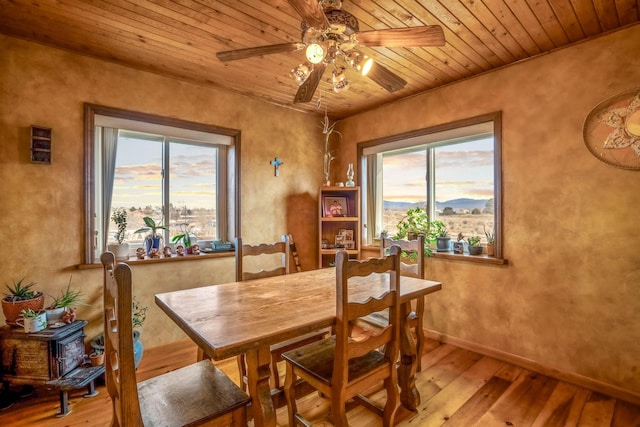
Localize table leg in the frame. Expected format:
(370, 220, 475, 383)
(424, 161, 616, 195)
(245, 345, 277, 427)
(397, 301, 420, 411)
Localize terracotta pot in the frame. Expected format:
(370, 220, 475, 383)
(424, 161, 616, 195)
(89, 352, 104, 366)
(2, 293, 45, 326)
(486, 243, 495, 257)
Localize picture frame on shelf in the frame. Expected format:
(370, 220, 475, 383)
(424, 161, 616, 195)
(335, 234, 346, 247)
(343, 240, 355, 250)
(323, 196, 348, 217)
(338, 229, 354, 240)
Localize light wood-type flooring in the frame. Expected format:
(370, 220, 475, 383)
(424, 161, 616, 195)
(0, 337, 638, 426)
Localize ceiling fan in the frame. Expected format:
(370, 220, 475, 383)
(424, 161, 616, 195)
(216, 0, 445, 104)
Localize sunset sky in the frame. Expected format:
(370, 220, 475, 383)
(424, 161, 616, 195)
(382, 137, 494, 203)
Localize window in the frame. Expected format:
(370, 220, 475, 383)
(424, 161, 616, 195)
(358, 112, 502, 258)
(84, 105, 240, 264)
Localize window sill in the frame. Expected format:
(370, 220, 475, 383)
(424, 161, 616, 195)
(77, 250, 234, 270)
(361, 245, 508, 265)
(433, 251, 508, 265)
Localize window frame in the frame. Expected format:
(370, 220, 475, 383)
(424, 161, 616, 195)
(357, 112, 503, 260)
(83, 104, 241, 264)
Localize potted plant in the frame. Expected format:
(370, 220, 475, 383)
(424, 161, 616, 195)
(134, 216, 169, 255)
(2, 278, 44, 326)
(435, 224, 451, 252)
(107, 208, 130, 260)
(88, 348, 104, 366)
(90, 296, 148, 368)
(467, 236, 483, 255)
(484, 226, 495, 257)
(45, 276, 86, 324)
(172, 223, 197, 255)
(16, 308, 47, 333)
(393, 207, 443, 255)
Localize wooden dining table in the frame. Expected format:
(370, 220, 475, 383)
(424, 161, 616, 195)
(155, 267, 442, 427)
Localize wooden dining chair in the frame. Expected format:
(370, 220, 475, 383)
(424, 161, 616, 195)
(100, 252, 250, 427)
(235, 235, 328, 391)
(357, 233, 426, 371)
(282, 246, 402, 427)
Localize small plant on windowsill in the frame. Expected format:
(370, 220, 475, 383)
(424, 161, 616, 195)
(436, 224, 451, 252)
(467, 236, 483, 255)
(484, 225, 495, 257)
(393, 207, 443, 256)
(134, 216, 169, 255)
(108, 208, 130, 260)
(172, 223, 198, 255)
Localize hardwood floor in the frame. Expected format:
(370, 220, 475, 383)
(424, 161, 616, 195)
(0, 337, 638, 426)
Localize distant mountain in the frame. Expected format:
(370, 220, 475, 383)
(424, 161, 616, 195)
(384, 198, 489, 211)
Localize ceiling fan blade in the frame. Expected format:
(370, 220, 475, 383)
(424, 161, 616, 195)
(294, 63, 326, 103)
(287, 0, 330, 30)
(217, 43, 304, 62)
(357, 26, 445, 47)
(366, 62, 407, 93)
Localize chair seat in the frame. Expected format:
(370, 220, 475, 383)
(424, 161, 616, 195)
(138, 360, 250, 427)
(282, 337, 389, 384)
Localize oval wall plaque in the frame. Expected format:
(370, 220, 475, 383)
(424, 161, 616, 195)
(583, 88, 640, 170)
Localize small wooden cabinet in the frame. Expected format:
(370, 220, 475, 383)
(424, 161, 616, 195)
(30, 125, 52, 164)
(318, 186, 361, 268)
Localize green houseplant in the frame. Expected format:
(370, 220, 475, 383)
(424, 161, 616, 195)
(17, 308, 47, 333)
(107, 208, 130, 260)
(2, 278, 44, 326)
(171, 223, 197, 254)
(134, 216, 169, 255)
(46, 277, 86, 324)
(467, 235, 483, 255)
(484, 226, 495, 257)
(393, 207, 444, 255)
(90, 296, 148, 368)
(436, 225, 451, 252)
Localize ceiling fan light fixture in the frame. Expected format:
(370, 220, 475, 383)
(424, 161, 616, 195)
(290, 63, 313, 85)
(345, 50, 373, 75)
(332, 67, 349, 93)
(305, 43, 325, 64)
(361, 56, 373, 76)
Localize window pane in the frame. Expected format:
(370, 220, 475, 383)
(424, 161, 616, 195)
(434, 138, 494, 243)
(109, 134, 163, 245)
(382, 148, 427, 237)
(169, 142, 217, 242)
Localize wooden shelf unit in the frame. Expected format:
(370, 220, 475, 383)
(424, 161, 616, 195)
(30, 125, 52, 164)
(318, 186, 361, 268)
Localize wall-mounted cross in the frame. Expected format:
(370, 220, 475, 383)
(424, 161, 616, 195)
(270, 156, 284, 177)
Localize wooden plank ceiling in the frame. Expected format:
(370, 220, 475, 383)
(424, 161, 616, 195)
(1, 0, 638, 119)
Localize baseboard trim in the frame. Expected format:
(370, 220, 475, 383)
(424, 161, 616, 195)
(423, 328, 640, 406)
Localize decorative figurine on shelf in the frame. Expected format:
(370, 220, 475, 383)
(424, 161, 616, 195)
(345, 163, 355, 187)
(136, 247, 146, 260)
(163, 246, 172, 258)
(176, 245, 185, 256)
(149, 248, 160, 258)
(191, 244, 201, 255)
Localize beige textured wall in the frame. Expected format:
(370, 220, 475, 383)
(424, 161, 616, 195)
(337, 25, 640, 393)
(0, 35, 323, 347)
